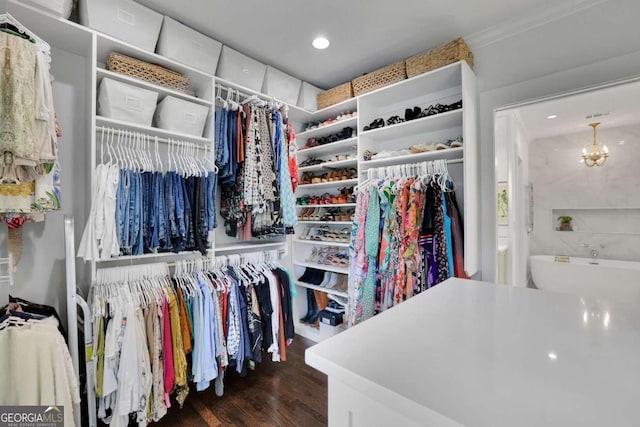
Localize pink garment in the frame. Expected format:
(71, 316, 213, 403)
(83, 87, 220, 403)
(162, 299, 174, 407)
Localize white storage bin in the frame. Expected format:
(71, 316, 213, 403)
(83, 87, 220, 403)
(97, 78, 158, 126)
(21, 0, 74, 18)
(216, 46, 267, 92)
(79, 0, 163, 52)
(262, 66, 301, 106)
(156, 17, 222, 75)
(154, 96, 209, 137)
(298, 82, 322, 111)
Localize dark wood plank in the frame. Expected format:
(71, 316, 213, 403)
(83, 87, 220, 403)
(155, 335, 328, 427)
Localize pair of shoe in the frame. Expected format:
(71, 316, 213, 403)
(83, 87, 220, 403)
(302, 289, 329, 327)
(299, 157, 325, 167)
(370, 149, 411, 160)
(405, 106, 422, 121)
(363, 118, 385, 131)
(436, 136, 464, 150)
(300, 288, 320, 324)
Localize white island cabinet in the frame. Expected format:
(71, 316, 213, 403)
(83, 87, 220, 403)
(305, 278, 640, 427)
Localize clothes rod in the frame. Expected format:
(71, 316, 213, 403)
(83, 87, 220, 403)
(97, 126, 212, 148)
(216, 83, 287, 108)
(361, 157, 464, 172)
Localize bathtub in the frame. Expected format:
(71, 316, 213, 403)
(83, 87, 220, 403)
(530, 255, 640, 305)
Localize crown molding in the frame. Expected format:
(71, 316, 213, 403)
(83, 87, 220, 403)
(465, 0, 611, 49)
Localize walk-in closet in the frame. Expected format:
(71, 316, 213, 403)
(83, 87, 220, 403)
(3, 0, 638, 426)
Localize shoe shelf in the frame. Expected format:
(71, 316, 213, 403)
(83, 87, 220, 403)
(359, 109, 462, 142)
(297, 178, 358, 191)
(357, 62, 462, 113)
(294, 239, 350, 248)
(311, 98, 358, 122)
(293, 262, 349, 275)
(297, 116, 357, 140)
(297, 220, 353, 225)
(298, 158, 358, 173)
(296, 203, 356, 209)
(360, 147, 464, 170)
(297, 137, 358, 157)
(294, 99, 358, 342)
(295, 281, 348, 298)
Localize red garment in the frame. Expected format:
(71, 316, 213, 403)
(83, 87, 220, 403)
(287, 123, 299, 192)
(162, 299, 175, 407)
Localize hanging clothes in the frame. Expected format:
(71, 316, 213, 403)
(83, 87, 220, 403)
(90, 255, 295, 425)
(0, 32, 61, 214)
(0, 303, 80, 427)
(348, 162, 467, 326)
(0, 22, 61, 268)
(79, 168, 216, 260)
(216, 102, 297, 240)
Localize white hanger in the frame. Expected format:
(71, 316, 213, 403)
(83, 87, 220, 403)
(188, 142, 199, 177)
(0, 13, 51, 60)
(108, 128, 117, 166)
(166, 138, 173, 172)
(216, 85, 228, 109)
(114, 129, 124, 168)
(130, 132, 140, 170)
(154, 136, 162, 172)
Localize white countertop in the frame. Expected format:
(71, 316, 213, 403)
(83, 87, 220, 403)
(305, 278, 640, 427)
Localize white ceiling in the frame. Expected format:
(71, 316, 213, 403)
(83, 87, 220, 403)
(136, 0, 581, 89)
(513, 79, 640, 140)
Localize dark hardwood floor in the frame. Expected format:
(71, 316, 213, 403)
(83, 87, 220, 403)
(155, 335, 327, 427)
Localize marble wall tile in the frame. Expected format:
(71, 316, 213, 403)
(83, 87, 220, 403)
(529, 124, 640, 262)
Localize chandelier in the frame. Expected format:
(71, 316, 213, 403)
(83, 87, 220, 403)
(581, 122, 609, 167)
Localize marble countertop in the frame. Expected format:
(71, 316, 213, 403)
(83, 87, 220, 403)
(305, 278, 640, 427)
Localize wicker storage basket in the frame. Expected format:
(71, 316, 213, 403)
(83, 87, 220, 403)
(406, 38, 473, 78)
(352, 60, 407, 97)
(106, 52, 190, 94)
(317, 82, 353, 110)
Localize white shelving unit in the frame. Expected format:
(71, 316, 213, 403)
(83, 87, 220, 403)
(296, 137, 358, 157)
(357, 61, 478, 277)
(297, 116, 358, 140)
(298, 158, 358, 173)
(88, 25, 315, 277)
(297, 178, 358, 191)
(295, 281, 348, 298)
(96, 68, 213, 106)
(292, 100, 359, 343)
(293, 262, 349, 275)
(292, 62, 479, 343)
(95, 116, 212, 144)
(294, 239, 350, 248)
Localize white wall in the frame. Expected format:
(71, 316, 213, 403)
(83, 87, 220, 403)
(469, 0, 640, 282)
(529, 124, 640, 263)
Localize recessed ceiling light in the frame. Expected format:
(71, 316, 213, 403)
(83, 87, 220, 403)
(547, 115, 557, 119)
(312, 37, 330, 50)
(548, 352, 558, 360)
(619, 140, 625, 145)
